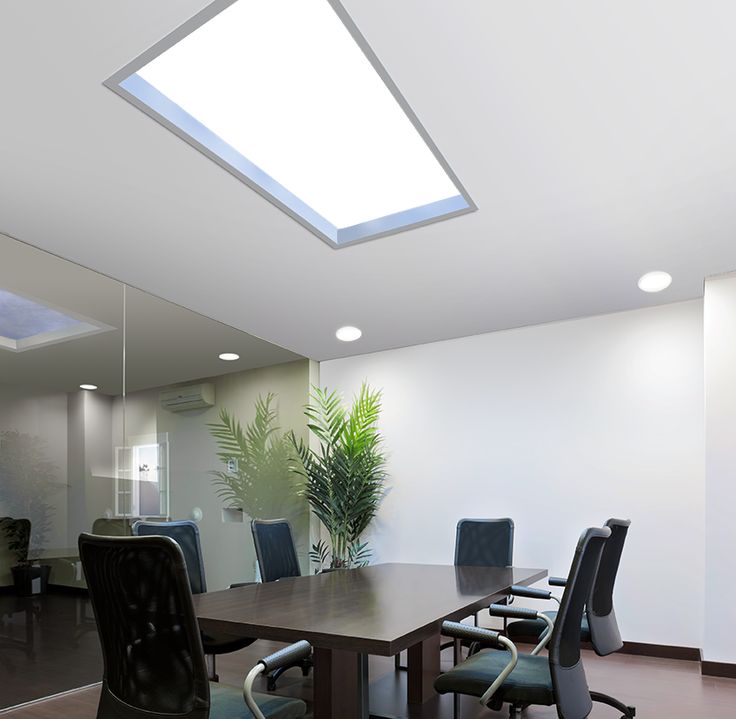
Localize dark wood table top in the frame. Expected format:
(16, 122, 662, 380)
(193, 563, 546, 655)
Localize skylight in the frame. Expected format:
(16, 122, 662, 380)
(0, 289, 113, 352)
(106, 0, 474, 247)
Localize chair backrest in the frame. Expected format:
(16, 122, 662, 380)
(548, 526, 611, 719)
(588, 518, 631, 656)
(92, 517, 136, 537)
(0, 517, 31, 584)
(78, 533, 210, 719)
(0, 517, 31, 560)
(133, 520, 207, 595)
(251, 519, 301, 582)
(454, 518, 514, 567)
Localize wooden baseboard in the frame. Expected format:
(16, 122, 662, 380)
(514, 636, 700, 662)
(701, 660, 736, 679)
(620, 641, 701, 662)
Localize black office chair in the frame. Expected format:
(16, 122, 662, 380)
(251, 519, 311, 690)
(438, 518, 515, 664)
(251, 519, 301, 583)
(436, 526, 611, 719)
(78, 532, 309, 719)
(134, 519, 256, 681)
(1, 516, 31, 565)
(505, 518, 635, 717)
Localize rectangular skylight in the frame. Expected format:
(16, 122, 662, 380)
(0, 289, 113, 352)
(106, 0, 474, 247)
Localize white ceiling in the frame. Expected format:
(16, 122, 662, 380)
(1, 0, 735, 361)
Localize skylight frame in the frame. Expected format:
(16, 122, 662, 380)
(104, 0, 476, 249)
(0, 288, 115, 353)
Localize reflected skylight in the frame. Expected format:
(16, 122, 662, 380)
(0, 289, 112, 352)
(106, 0, 474, 247)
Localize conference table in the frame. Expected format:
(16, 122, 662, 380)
(193, 563, 546, 719)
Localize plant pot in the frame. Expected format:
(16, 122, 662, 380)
(11, 564, 51, 596)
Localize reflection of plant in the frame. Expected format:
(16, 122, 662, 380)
(290, 383, 387, 571)
(207, 394, 303, 520)
(0, 430, 60, 559)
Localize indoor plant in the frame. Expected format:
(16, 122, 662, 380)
(289, 383, 387, 571)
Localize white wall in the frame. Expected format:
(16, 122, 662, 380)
(321, 300, 705, 648)
(704, 274, 736, 663)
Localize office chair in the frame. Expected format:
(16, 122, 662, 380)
(1, 517, 31, 567)
(505, 518, 635, 717)
(251, 519, 301, 583)
(436, 525, 611, 719)
(437, 518, 515, 665)
(78, 532, 308, 719)
(134, 519, 256, 681)
(251, 519, 312, 690)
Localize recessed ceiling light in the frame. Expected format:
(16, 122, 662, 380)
(106, 0, 474, 248)
(218, 352, 240, 361)
(336, 326, 362, 342)
(637, 271, 672, 293)
(79, 384, 98, 391)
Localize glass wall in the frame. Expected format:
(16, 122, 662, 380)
(0, 233, 310, 708)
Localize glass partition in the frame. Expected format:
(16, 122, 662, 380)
(0, 233, 309, 708)
(122, 285, 310, 589)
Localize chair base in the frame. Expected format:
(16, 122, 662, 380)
(590, 690, 636, 718)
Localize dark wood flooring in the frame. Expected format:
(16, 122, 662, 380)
(2, 592, 736, 718)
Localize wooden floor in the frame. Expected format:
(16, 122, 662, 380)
(3, 592, 736, 718)
(3, 640, 736, 718)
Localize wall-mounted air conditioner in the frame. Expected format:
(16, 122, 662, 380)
(160, 383, 215, 413)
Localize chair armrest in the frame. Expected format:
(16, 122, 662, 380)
(489, 604, 539, 620)
(228, 581, 257, 589)
(441, 621, 502, 647)
(549, 576, 568, 587)
(259, 640, 312, 673)
(509, 585, 552, 601)
(243, 641, 312, 719)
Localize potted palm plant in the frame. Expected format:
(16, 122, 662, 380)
(290, 383, 388, 571)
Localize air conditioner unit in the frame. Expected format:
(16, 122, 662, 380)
(160, 383, 215, 413)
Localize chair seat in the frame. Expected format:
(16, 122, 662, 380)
(202, 630, 257, 655)
(435, 650, 554, 706)
(506, 611, 591, 643)
(210, 683, 306, 719)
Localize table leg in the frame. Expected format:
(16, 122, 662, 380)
(313, 647, 369, 719)
(407, 632, 441, 704)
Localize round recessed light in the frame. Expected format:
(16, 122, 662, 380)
(637, 271, 672, 293)
(336, 326, 362, 342)
(218, 352, 240, 361)
(79, 384, 98, 391)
